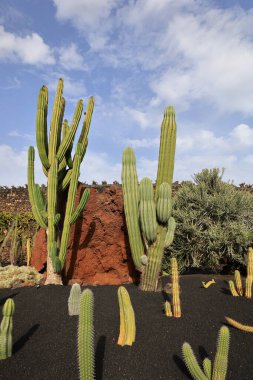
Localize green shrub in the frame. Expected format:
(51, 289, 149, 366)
(164, 168, 253, 272)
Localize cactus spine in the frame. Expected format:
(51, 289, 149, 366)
(117, 286, 136, 346)
(0, 299, 15, 360)
(28, 79, 94, 284)
(78, 289, 94, 380)
(122, 107, 177, 291)
(68, 283, 81, 316)
(182, 326, 230, 380)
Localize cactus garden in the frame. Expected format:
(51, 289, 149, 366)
(1, 77, 253, 380)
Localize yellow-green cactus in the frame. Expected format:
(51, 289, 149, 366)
(117, 286, 136, 346)
(225, 316, 253, 332)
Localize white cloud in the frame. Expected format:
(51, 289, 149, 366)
(8, 131, 33, 140)
(46, 74, 86, 100)
(126, 138, 160, 149)
(0, 25, 55, 65)
(58, 43, 87, 71)
(229, 124, 253, 147)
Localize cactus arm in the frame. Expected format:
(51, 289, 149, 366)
(0, 299, 15, 360)
(155, 106, 177, 197)
(140, 225, 167, 291)
(182, 342, 208, 380)
(212, 326, 230, 380)
(78, 289, 95, 380)
(225, 316, 253, 332)
(78, 96, 94, 161)
(58, 169, 73, 191)
(121, 147, 144, 270)
(164, 217, 176, 248)
(139, 178, 157, 243)
(36, 86, 50, 170)
(27, 146, 47, 229)
(58, 146, 82, 268)
(171, 257, 181, 318)
(117, 286, 136, 346)
(202, 358, 212, 379)
(48, 79, 64, 164)
(70, 189, 90, 225)
(156, 183, 172, 224)
(57, 100, 83, 163)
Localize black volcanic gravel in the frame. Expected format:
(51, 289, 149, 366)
(0, 275, 253, 379)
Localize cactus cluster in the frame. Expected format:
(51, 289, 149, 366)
(229, 247, 253, 298)
(78, 289, 94, 380)
(117, 286, 136, 346)
(0, 298, 15, 360)
(182, 326, 230, 380)
(68, 283, 81, 316)
(27, 79, 94, 284)
(122, 107, 177, 291)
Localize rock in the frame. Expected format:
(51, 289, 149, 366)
(31, 185, 138, 285)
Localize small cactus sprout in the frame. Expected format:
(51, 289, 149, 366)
(117, 286, 136, 346)
(0, 299, 15, 360)
(225, 316, 253, 332)
(68, 283, 81, 316)
(245, 278, 252, 299)
(228, 280, 239, 296)
(164, 301, 172, 317)
(234, 270, 243, 296)
(78, 289, 94, 380)
(171, 258, 181, 318)
(182, 326, 230, 380)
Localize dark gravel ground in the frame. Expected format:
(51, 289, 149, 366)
(0, 275, 253, 380)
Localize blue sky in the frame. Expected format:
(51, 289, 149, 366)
(1, 0, 253, 185)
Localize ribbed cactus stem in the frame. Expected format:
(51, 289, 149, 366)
(171, 257, 181, 318)
(234, 270, 243, 296)
(139, 178, 157, 243)
(0, 299, 15, 360)
(78, 97, 95, 161)
(26, 238, 31, 266)
(78, 289, 94, 380)
(202, 358, 212, 379)
(156, 183, 172, 224)
(47, 157, 58, 263)
(164, 216, 176, 248)
(182, 342, 208, 380)
(247, 247, 253, 280)
(228, 280, 239, 297)
(117, 286, 136, 346)
(121, 148, 144, 270)
(68, 283, 81, 316)
(212, 326, 230, 380)
(245, 277, 252, 299)
(155, 106, 177, 197)
(36, 85, 50, 170)
(164, 301, 172, 317)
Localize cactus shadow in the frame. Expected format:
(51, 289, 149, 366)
(95, 335, 106, 380)
(122, 214, 140, 285)
(0, 293, 19, 306)
(173, 354, 192, 379)
(13, 323, 39, 354)
(198, 345, 208, 361)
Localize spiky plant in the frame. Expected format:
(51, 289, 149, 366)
(121, 107, 177, 291)
(182, 326, 230, 380)
(229, 247, 253, 298)
(0, 299, 15, 360)
(68, 283, 81, 316)
(117, 286, 136, 346)
(26, 238, 31, 266)
(27, 79, 94, 284)
(78, 289, 94, 380)
(171, 257, 181, 317)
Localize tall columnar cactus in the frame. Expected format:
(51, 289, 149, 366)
(182, 326, 230, 380)
(117, 286, 136, 346)
(26, 238, 31, 266)
(0, 299, 15, 360)
(68, 283, 81, 316)
(78, 289, 94, 380)
(171, 258, 181, 318)
(27, 79, 94, 284)
(122, 107, 177, 291)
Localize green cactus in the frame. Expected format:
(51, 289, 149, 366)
(27, 78, 94, 284)
(68, 283, 81, 316)
(0, 299, 15, 360)
(78, 289, 94, 380)
(182, 326, 230, 380)
(122, 106, 177, 291)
